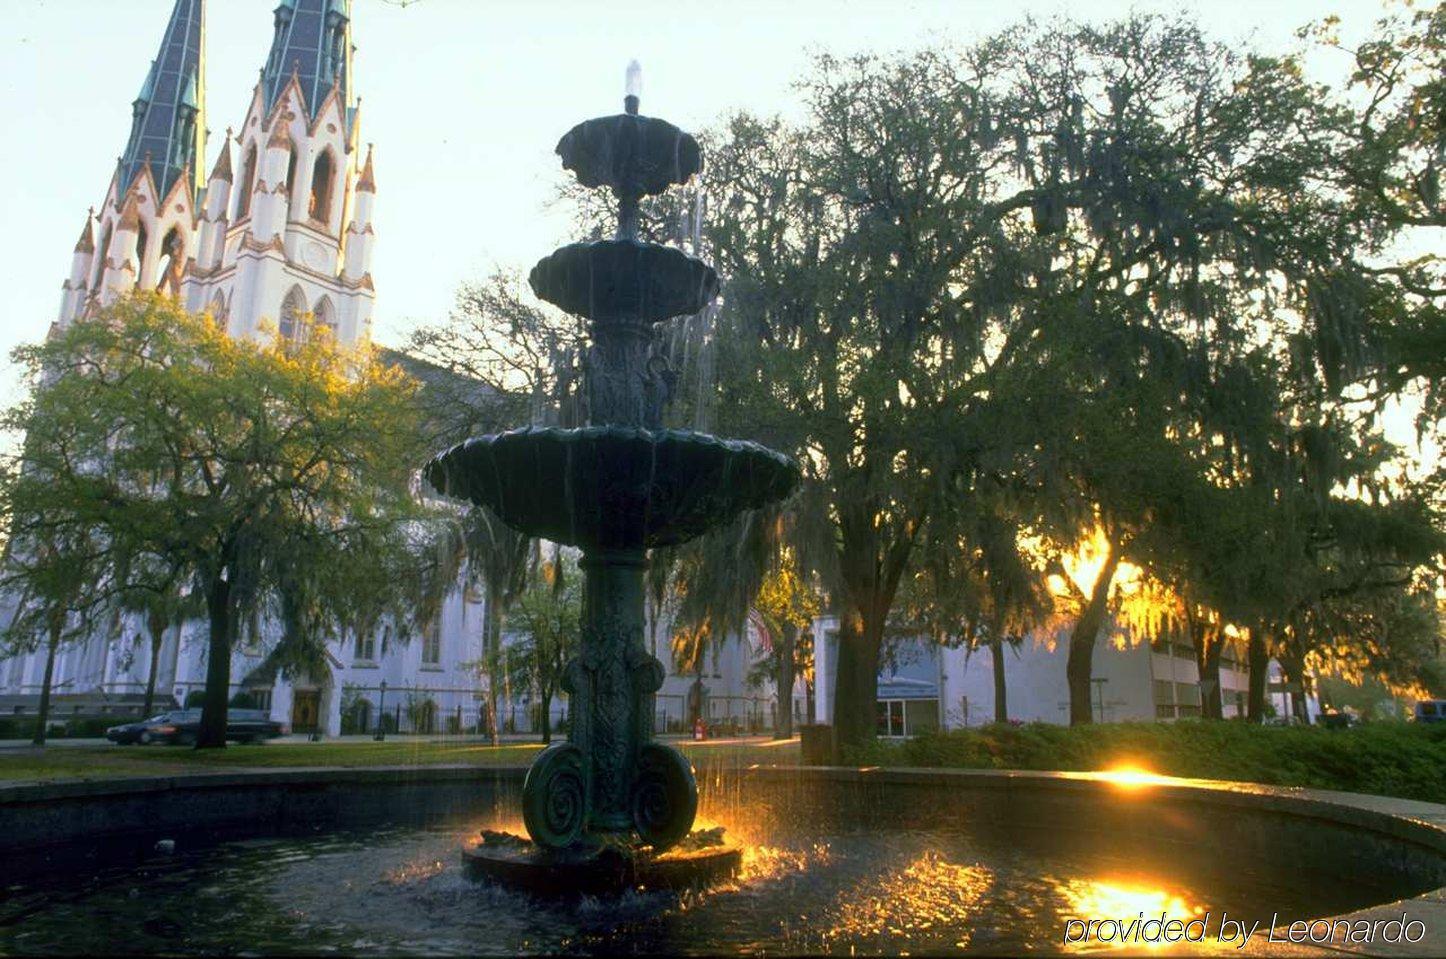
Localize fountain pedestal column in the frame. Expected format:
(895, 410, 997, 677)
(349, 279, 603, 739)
(520, 548, 698, 852)
(571, 549, 663, 834)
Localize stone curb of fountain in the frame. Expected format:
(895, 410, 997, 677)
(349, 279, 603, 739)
(748, 765, 1446, 853)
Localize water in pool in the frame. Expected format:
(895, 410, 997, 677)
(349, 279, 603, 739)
(0, 807, 1409, 956)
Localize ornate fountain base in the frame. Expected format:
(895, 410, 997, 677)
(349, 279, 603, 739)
(462, 828, 742, 896)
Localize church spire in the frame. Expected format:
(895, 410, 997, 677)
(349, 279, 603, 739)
(356, 143, 376, 192)
(260, 0, 354, 125)
(74, 209, 96, 254)
(118, 0, 206, 204)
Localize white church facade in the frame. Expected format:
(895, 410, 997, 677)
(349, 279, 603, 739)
(7, 0, 438, 739)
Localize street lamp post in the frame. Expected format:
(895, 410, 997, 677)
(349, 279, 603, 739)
(375, 680, 388, 742)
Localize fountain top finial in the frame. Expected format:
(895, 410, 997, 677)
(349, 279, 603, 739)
(624, 60, 642, 116)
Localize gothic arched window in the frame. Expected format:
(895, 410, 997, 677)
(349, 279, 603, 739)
(279, 285, 307, 343)
(135, 221, 149, 274)
(285, 151, 298, 211)
(309, 150, 335, 227)
(313, 295, 338, 341)
(236, 144, 258, 220)
(209, 292, 227, 329)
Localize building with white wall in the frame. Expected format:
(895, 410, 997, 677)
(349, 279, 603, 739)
(810, 616, 1321, 734)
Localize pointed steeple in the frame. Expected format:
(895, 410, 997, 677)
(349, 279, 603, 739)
(74, 209, 96, 253)
(356, 143, 376, 192)
(260, 0, 354, 125)
(209, 130, 233, 183)
(119, 0, 206, 204)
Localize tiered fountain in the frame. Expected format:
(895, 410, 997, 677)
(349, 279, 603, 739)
(423, 64, 799, 894)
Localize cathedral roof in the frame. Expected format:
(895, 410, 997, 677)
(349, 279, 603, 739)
(118, 0, 206, 205)
(260, 0, 355, 127)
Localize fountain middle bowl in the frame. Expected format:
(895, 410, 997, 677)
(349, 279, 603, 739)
(424, 425, 799, 551)
(529, 239, 719, 323)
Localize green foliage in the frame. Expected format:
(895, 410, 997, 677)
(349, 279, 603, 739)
(1, 293, 435, 747)
(681, 11, 1446, 737)
(404, 689, 439, 734)
(500, 551, 582, 740)
(0, 715, 127, 740)
(852, 720, 1446, 802)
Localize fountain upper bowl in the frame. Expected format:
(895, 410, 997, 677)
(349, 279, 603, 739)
(529, 240, 719, 324)
(423, 426, 799, 551)
(556, 113, 702, 197)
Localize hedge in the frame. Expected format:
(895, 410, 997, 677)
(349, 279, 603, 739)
(848, 719, 1446, 803)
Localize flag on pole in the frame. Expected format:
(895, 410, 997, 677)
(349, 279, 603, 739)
(748, 608, 773, 654)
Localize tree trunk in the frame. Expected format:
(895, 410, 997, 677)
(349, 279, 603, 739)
(539, 690, 552, 745)
(991, 633, 1008, 723)
(832, 612, 885, 755)
(688, 661, 705, 727)
(1066, 539, 1121, 726)
(775, 624, 797, 740)
(1198, 628, 1224, 720)
(484, 582, 503, 747)
(1278, 649, 1310, 724)
(1247, 628, 1268, 722)
(31, 615, 63, 748)
(197, 576, 233, 749)
(143, 609, 167, 718)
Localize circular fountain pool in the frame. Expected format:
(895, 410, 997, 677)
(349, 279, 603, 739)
(3, 766, 1444, 955)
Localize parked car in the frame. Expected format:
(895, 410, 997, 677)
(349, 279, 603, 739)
(106, 709, 287, 745)
(1413, 700, 1446, 724)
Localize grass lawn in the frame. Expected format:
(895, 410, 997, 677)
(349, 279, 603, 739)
(854, 720, 1446, 803)
(0, 735, 800, 784)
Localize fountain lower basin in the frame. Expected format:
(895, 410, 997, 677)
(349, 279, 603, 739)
(461, 826, 743, 895)
(4, 765, 1446, 955)
(423, 425, 799, 550)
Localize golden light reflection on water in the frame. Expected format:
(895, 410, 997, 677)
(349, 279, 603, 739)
(822, 851, 992, 951)
(1058, 877, 1211, 953)
(738, 841, 832, 883)
(1065, 879, 1201, 925)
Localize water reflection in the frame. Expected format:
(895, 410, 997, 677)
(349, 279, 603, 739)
(1058, 877, 1206, 952)
(822, 851, 992, 951)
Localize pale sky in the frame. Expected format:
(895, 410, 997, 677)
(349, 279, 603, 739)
(0, 0, 1393, 408)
